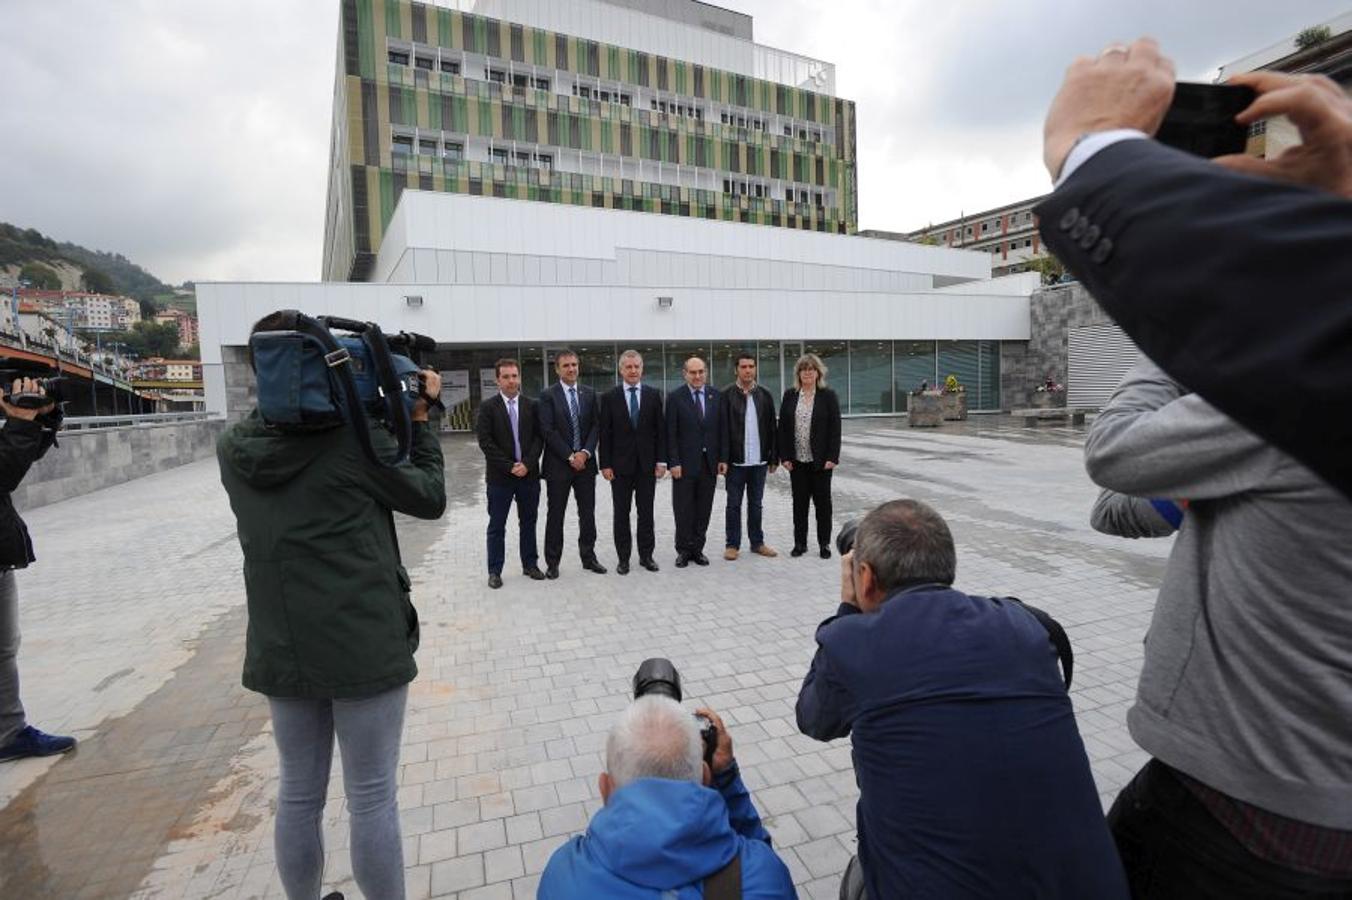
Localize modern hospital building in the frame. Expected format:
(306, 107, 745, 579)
(200, 0, 1035, 428)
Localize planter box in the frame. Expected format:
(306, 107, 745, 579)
(908, 392, 943, 427)
(940, 391, 968, 421)
(1031, 391, 1066, 409)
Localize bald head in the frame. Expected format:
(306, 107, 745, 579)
(683, 357, 707, 390)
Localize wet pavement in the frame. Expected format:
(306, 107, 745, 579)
(0, 416, 1170, 899)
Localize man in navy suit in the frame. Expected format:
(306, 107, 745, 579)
(598, 350, 666, 575)
(475, 358, 545, 590)
(537, 350, 606, 578)
(1037, 39, 1352, 497)
(666, 357, 724, 568)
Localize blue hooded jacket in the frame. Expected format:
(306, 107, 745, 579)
(539, 763, 797, 899)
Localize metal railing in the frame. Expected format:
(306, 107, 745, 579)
(59, 411, 222, 432)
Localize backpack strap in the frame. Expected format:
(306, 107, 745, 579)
(1007, 597, 1074, 689)
(703, 851, 742, 900)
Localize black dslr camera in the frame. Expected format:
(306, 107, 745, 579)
(836, 518, 860, 556)
(632, 658, 718, 767)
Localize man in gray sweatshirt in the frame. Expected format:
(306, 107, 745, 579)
(1084, 359, 1352, 898)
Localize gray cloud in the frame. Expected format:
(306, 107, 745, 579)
(0, 0, 1345, 281)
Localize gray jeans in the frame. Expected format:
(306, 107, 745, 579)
(0, 570, 26, 747)
(268, 684, 408, 900)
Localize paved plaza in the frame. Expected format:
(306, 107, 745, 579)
(0, 417, 1170, 899)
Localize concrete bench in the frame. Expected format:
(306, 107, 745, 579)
(1011, 407, 1089, 427)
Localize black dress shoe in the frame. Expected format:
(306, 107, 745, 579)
(639, 557, 660, 572)
(545, 565, 559, 579)
(616, 560, 630, 575)
(819, 545, 832, 559)
(583, 558, 608, 574)
(523, 566, 546, 581)
(488, 574, 503, 589)
(692, 553, 709, 566)
(675, 553, 690, 568)
(791, 546, 807, 557)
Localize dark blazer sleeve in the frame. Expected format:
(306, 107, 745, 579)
(796, 606, 864, 741)
(763, 387, 779, 466)
(476, 400, 513, 478)
(521, 398, 543, 477)
(824, 388, 842, 465)
(665, 391, 683, 470)
(777, 390, 796, 460)
(581, 387, 600, 459)
(0, 418, 48, 494)
(652, 387, 667, 467)
(596, 389, 614, 471)
(537, 387, 570, 462)
(1036, 138, 1352, 497)
(718, 388, 732, 465)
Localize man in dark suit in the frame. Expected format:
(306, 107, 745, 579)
(598, 350, 666, 575)
(666, 357, 724, 568)
(537, 350, 606, 578)
(1037, 39, 1352, 497)
(475, 358, 545, 589)
(720, 353, 779, 560)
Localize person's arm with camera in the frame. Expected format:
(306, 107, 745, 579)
(356, 369, 447, 519)
(692, 706, 777, 847)
(796, 548, 864, 742)
(0, 379, 60, 494)
(1039, 38, 1352, 497)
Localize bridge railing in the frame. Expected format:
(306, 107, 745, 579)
(59, 411, 221, 431)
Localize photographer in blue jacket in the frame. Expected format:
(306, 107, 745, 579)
(540, 695, 796, 899)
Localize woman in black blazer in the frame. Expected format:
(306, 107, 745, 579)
(778, 353, 842, 558)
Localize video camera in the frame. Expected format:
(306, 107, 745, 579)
(249, 311, 439, 468)
(0, 371, 70, 410)
(632, 658, 719, 768)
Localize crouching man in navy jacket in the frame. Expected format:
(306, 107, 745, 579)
(797, 499, 1127, 900)
(540, 695, 796, 899)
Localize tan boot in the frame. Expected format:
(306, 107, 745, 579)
(723, 547, 739, 561)
(753, 544, 779, 558)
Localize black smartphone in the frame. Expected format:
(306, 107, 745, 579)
(1156, 82, 1256, 158)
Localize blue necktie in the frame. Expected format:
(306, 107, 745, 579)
(628, 386, 639, 429)
(568, 387, 581, 451)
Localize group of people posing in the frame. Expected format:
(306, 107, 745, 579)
(475, 348, 842, 588)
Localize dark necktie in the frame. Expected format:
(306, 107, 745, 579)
(568, 387, 581, 451)
(628, 386, 639, 429)
(696, 389, 705, 419)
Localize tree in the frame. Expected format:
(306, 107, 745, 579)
(1295, 25, 1332, 50)
(19, 262, 61, 290)
(138, 298, 157, 320)
(81, 267, 115, 294)
(180, 343, 200, 360)
(108, 320, 180, 359)
(1026, 252, 1067, 286)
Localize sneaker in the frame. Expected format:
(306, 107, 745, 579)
(0, 725, 76, 761)
(723, 547, 739, 561)
(752, 544, 779, 558)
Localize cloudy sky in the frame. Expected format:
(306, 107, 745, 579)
(0, 0, 1345, 284)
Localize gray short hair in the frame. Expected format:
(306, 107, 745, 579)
(605, 695, 703, 789)
(853, 499, 957, 592)
(619, 349, 643, 366)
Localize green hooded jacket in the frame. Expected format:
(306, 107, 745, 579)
(217, 411, 446, 699)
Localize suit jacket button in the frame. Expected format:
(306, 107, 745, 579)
(1059, 208, 1079, 231)
(1070, 216, 1089, 240)
(1091, 237, 1114, 264)
(1078, 223, 1101, 250)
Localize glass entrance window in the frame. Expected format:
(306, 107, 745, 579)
(518, 345, 546, 398)
(895, 341, 936, 396)
(849, 341, 893, 414)
(938, 341, 980, 396)
(757, 341, 783, 400)
(574, 344, 617, 394)
(804, 340, 848, 400)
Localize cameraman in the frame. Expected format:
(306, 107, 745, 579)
(539, 696, 796, 899)
(0, 378, 75, 762)
(218, 313, 445, 900)
(796, 499, 1126, 900)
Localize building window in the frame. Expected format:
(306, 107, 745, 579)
(415, 56, 434, 71)
(536, 153, 552, 170)
(444, 142, 463, 161)
(514, 151, 530, 167)
(392, 134, 414, 154)
(619, 93, 631, 106)
(388, 50, 409, 66)
(488, 69, 506, 84)
(418, 138, 437, 154)
(440, 60, 460, 75)
(534, 77, 550, 91)
(491, 148, 509, 165)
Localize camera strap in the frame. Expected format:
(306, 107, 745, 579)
(703, 852, 742, 900)
(289, 314, 411, 468)
(1007, 597, 1074, 689)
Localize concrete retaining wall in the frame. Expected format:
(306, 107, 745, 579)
(1000, 283, 1112, 410)
(12, 419, 228, 510)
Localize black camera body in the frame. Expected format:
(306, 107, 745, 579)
(836, 518, 860, 556)
(0, 365, 70, 411)
(632, 658, 718, 768)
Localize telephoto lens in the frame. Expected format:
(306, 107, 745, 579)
(836, 518, 860, 556)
